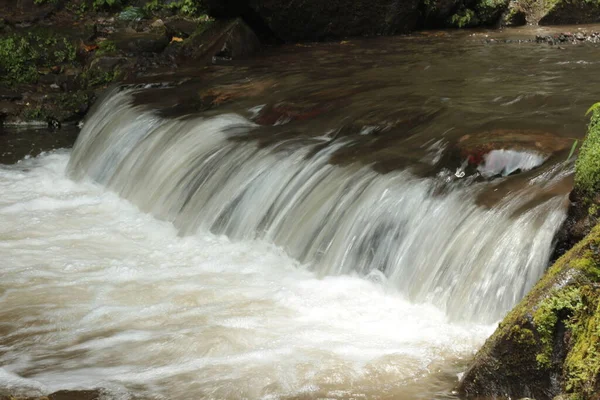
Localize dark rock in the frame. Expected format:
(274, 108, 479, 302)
(0, 101, 19, 119)
(164, 17, 199, 38)
(0, 89, 22, 101)
(205, 0, 249, 18)
(0, 0, 57, 25)
(458, 224, 600, 400)
(535, 32, 600, 45)
(48, 390, 101, 400)
(501, 3, 527, 26)
(539, 0, 600, 25)
(176, 18, 260, 63)
(246, 0, 421, 42)
(89, 56, 129, 71)
(422, 0, 460, 28)
(112, 32, 169, 55)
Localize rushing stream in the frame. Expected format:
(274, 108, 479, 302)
(2, 26, 600, 399)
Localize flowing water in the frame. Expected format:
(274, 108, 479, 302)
(2, 26, 600, 399)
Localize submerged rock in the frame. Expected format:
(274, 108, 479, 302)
(0, 389, 100, 400)
(454, 129, 573, 177)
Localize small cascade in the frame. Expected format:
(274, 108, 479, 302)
(69, 88, 568, 322)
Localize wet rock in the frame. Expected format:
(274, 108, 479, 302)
(456, 129, 573, 167)
(535, 32, 600, 45)
(176, 18, 260, 63)
(111, 31, 169, 55)
(48, 390, 100, 400)
(458, 223, 600, 400)
(0, 389, 100, 400)
(164, 17, 198, 38)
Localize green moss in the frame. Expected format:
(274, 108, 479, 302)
(92, 0, 124, 11)
(507, 325, 536, 346)
(575, 109, 600, 200)
(57, 91, 90, 112)
(475, 0, 509, 22)
(449, 8, 477, 27)
(21, 106, 48, 121)
(462, 223, 600, 397)
(533, 287, 584, 369)
(82, 67, 120, 88)
(0, 31, 78, 86)
(563, 288, 600, 396)
(96, 40, 117, 56)
(144, 0, 207, 16)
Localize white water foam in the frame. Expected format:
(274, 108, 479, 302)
(0, 152, 493, 399)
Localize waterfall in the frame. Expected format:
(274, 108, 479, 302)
(68, 87, 568, 323)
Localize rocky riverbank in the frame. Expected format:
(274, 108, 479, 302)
(0, 0, 262, 127)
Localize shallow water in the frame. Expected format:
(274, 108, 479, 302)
(1, 26, 599, 399)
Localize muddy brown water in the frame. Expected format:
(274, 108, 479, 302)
(1, 25, 599, 400)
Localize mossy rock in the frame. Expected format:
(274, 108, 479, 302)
(18, 91, 92, 124)
(458, 223, 600, 399)
(575, 108, 600, 202)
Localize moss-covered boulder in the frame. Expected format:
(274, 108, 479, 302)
(458, 225, 600, 399)
(553, 109, 600, 264)
(575, 107, 600, 201)
(458, 110, 600, 400)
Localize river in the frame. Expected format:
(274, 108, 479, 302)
(1, 25, 599, 399)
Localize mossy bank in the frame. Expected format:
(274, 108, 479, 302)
(0, 0, 231, 126)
